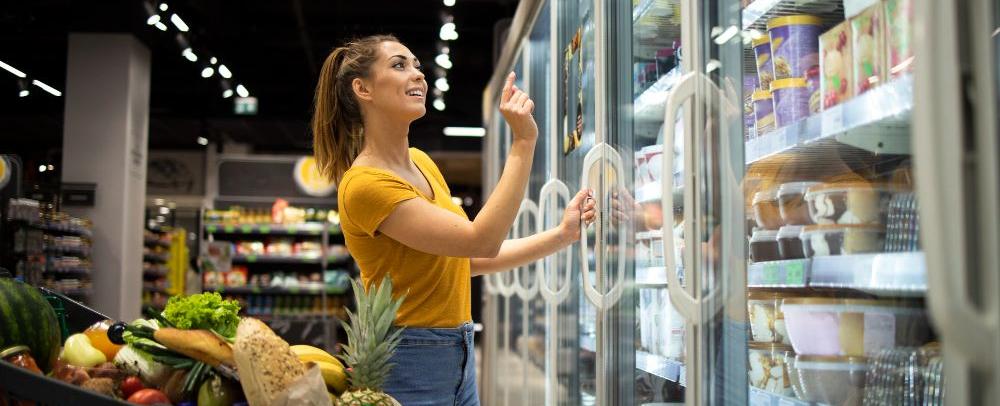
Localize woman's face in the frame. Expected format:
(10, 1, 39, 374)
(363, 41, 427, 121)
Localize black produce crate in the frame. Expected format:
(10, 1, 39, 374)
(0, 288, 131, 406)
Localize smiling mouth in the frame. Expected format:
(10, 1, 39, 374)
(406, 90, 424, 97)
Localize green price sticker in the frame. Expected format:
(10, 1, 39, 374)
(288, 287, 300, 294)
(259, 225, 272, 233)
(251, 286, 261, 294)
(762, 263, 780, 284)
(206, 225, 218, 233)
(241, 225, 253, 233)
(786, 261, 805, 285)
(223, 225, 236, 233)
(245, 254, 257, 263)
(286, 225, 298, 234)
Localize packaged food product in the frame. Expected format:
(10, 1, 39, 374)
(750, 229, 781, 263)
(784, 349, 806, 399)
(203, 271, 224, 290)
(782, 298, 929, 356)
(752, 188, 782, 230)
(778, 181, 820, 225)
(744, 76, 758, 140)
(749, 343, 795, 396)
(642, 145, 664, 183)
(748, 290, 793, 344)
(820, 21, 854, 109)
(771, 78, 812, 127)
(752, 36, 775, 90)
(794, 355, 868, 406)
(851, 5, 886, 94)
(884, 0, 914, 77)
(767, 15, 822, 81)
(805, 63, 821, 114)
(656, 47, 677, 77)
(804, 182, 898, 225)
(225, 266, 248, 288)
(800, 224, 885, 257)
(752, 89, 775, 135)
(777, 225, 805, 259)
(1, 345, 43, 374)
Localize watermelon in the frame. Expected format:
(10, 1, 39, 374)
(0, 273, 61, 372)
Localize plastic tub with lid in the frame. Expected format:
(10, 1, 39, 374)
(800, 224, 885, 257)
(752, 188, 782, 230)
(778, 181, 820, 225)
(804, 182, 899, 225)
(794, 355, 868, 406)
(750, 229, 781, 263)
(781, 298, 929, 356)
(748, 343, 796, 396)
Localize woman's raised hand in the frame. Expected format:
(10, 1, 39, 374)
(499, 71, 538, 142)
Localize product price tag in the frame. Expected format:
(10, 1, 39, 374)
(785, 261, 805, 285)
(241, 225, 253, 233)
(309, 228, 321, 235)
(762, 263, 780, 284)
(259, 225, 272, 233)
(223, 225, 236, 233)
(206, 225, 218, 233)
(287, 225, 298, 234)
(245, 254, 257, 263)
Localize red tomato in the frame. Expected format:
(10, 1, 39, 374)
(120, 376, 145, 399)
(127, 388, 170, 405)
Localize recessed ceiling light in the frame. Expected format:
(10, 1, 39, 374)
(201, 67, 214, 78)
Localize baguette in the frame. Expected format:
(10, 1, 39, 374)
(233, 318, 305, 406)
(152, 328, 235, 367)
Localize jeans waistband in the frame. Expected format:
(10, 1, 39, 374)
(394, 322, 474, 342)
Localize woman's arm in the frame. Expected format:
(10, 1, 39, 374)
(471, 189, 596, 276)
(378, 72, 538, 258)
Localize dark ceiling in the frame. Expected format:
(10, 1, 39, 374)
(0, 0, 516, 156)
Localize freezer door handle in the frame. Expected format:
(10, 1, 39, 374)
(579, 143, 628, 310)
(512, 198, 541, 300)
(538, 179, 573, 303)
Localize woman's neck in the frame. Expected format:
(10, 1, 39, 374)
(358, 110, 411, 168)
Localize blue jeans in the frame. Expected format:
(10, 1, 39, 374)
(383, 322, 479, 406)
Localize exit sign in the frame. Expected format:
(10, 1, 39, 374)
(235, 96, 258, 115)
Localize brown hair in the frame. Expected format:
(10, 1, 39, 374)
(312, 34, 399, 183)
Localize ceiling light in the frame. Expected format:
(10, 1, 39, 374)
(182, 47, 197, 62)
(146, 14, 161, 26)
(443, 126, 486, 137)
(0, 60, 26, 78)
(432, 88, 443, 97)
(38, 165, 47, 172)
(154, 198, 165, 205)
(439, 23, 458, 41)
(201, 67, 214, 78)
(32, 80, 61, 96)
(18, 90, 29, 97)
(444, 0, 456, 6)
(196, 136, 208, 145)
(159, 206, 170, 214)
(47, 165, 54, 171)
(218, 64, 232, 78)
(434, 54, 452, 69)
(156, 216, 166, 222)
(441, 46, 450, 54)
(433, 98, 446, 111)
(222, 89, 234, 98)
(210, 57, 218, 65)
(236, 84, 249, 97)
(434, 77, 450, 92)
(159, 3, 168, 11)
(155, 21, 168, 31)
(170, 14, 189, 32)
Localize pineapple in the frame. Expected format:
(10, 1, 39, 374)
(337, 276, 405, 406)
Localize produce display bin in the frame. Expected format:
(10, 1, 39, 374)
(0, 288, 130, 406)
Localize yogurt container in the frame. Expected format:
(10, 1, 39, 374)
(772, 78, 812, 127)
(752, 36, 775, 90)
(752, 89, 775, 135)
(767, 15, 822, 81)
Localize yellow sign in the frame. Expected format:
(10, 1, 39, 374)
(293, 156, 336, 197)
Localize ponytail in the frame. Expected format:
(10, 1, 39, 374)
(312, 34, 399, 183)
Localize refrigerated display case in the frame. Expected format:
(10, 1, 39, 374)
(481, 0, 999, 405)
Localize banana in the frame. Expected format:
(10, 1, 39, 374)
(316, 360, 348, 394)
(290, 345, 341, 367)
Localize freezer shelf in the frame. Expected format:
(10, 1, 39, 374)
(748, 386, 812, 406)
(747, 252, 926, 295)
(636, 350, 686, 386)
(745, 74, 914, 165)
(742, 0, 845, 31)
(634, 67, 684, 123)
(636, 266, 668, 287)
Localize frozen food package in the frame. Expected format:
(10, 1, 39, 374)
(752, 89, 775, 135)
(851, 5, 887, 94)
(752, 36, 775, 90)
(771, 78, 812, 127)
(745, 76, 759, 140)
(767, 15, 822, 81)
(820, 21, 854, 109)
(884, 0, 914, 77)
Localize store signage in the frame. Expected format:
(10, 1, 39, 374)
(234, 96, 258, 115)
(293, 156, 336, 197)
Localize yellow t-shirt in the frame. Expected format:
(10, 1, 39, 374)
(338, 148, 472, 328)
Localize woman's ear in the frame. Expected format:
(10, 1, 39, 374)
(352, 77, 373, 102)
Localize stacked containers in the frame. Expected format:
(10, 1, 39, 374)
(767, 15, 822, 125)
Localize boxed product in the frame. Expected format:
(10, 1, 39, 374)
(820, 21, 854, 109)
(851, 4, 887, 94)
(225, 266, 249, 287)
(884, 0, 914, 77)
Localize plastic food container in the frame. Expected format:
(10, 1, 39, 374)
(744, 76, 758, 140)
(752, 37, 775, 90)
(804, 182, 898, 225)
(794, 355, 868, 406)
(752, 89, 775, 135)
(852, 5, 886, 94)
(748, 343, 795, 396)
(750, 230, 781, 263)
(748, 290, 794, 344)
(820, 21, 854, 109)
(784, 349, 805, 399)
(771, 78, 812, 127)
(642, 145, 664, 184)
(781, 298, 929, 356)
(767, 15, 822, 81)
(777, 225, 806, 259)
(778, 181, 820, 225)
(752, 188, 782, 230)
(800, 224, 885, 257)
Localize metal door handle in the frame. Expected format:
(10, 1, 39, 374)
(580, 143, 627, 310)
(538, 179, 573, 303)
(512, 198, 541, 300)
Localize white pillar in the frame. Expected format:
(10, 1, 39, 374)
(61, 33, 151, 321)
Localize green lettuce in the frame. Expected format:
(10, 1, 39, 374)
(162, 292, 241, 338)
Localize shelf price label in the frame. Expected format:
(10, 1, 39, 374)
(251, 286, 262, 294)
(245, 254, 258, 263)
(761, 263, 780, 284)
(785, 261, 806, 285)
(206, 225, 218, 233)
(223, 225, 236, 233)
(259, 225, 271, 233)
(241, 225, 254, 233)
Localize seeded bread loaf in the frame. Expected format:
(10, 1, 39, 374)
(233, 318, 305, 406)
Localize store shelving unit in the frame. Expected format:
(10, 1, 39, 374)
(203, 222, 331, 236)
(231, 253, 350, 265)
(748, 252, 926, 295)
(748, 386, 811, 406)
(636, 350, 687, 387)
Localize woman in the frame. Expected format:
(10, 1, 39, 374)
(312, 35, 596, 405)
